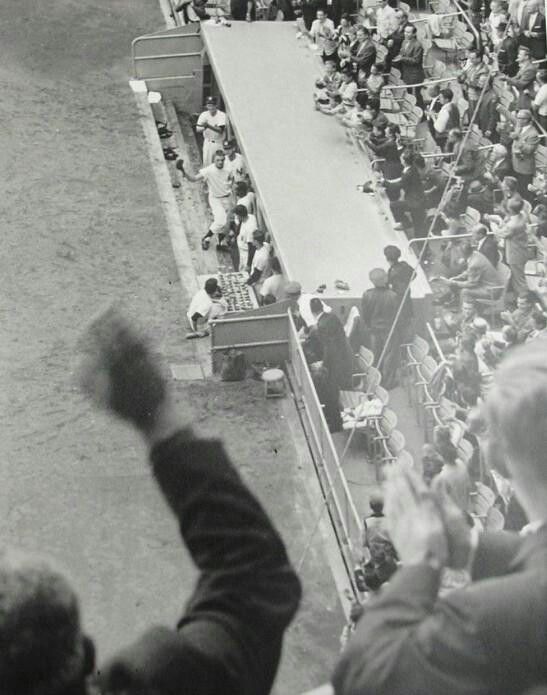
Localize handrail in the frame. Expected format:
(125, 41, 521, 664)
(408, 232, 472, 251)
(381, 75, 455, 91)
(426, 321, 446, 363)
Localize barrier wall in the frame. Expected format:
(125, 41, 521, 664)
(287, 312, 362, 596)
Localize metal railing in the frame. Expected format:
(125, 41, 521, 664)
(287, 312, 362, 595)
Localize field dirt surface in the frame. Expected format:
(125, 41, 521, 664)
(0, 1, 342, 692)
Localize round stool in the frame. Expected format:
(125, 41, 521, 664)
(262, 368, 286, 398)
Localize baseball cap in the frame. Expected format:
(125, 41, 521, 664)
(205, 96, 218, 105)
(285, 281, 302, 297)
(223, 138, 236, 149)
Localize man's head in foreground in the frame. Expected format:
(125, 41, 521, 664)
(0, 548, 94, 695)
(485, 340, 547, 522)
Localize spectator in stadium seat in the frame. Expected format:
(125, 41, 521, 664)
(195, 97, 226, 167)
(375, 0, 398, 40)
(506, 46, 537, 109)
(510, 109, 540, 196)
(459, 47, 489, 117)
(384, 244, 414, 338)
(384, 9, 408, 68)
(385, 148, 426, 236)
(368, 123, 403, 180)
(392, 24, 425, 107)
(500, 291, 538, 342)
(486, 0, 509, 45)
(336, 66, 359, 102)
(491, 197, 530, 296)
(516, 0, 546, 59)
(532, 69, 547, 132)
(472, 222, 500, 267)
(431, 88, 460, 149)
(309, 7, 337, 61)
(494, 22, 519, 76)
(365, 63, 386, 96)
(446, 129, 479, 183)
(322, 58, 342, 91)
(0, 309, 301, 695)
(491, 174, 522, 215)
(526, 310, 547, 341)
(350, 26, 376, 75)
(467, 180, 495, 217)
(476, 73, 499, 140)
(440, 239, 503, 303)
(430, 425, 471, 513)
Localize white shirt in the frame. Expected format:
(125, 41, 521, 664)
(187, 289, 212, 322)
(376, 4, 398, 39)
(434, 102, 453, 133)
(533, 83, 547, 116)
(339, 80, 358, 102)
(251, 242, 271, 276)
(310, 18, 336, 53)
(224, 152, 247, 182)
(237, 214, 258, 251)
(260, 273, 284, 299)
(199, 163, 232, 197)
(196, 110, 226, 143)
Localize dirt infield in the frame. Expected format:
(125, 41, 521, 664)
(0, 1, 342, 690)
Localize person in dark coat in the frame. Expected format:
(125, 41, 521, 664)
(361, 268, 400, 388)
(384, 244, 414, 340)
(0, 309, 301, 695)
(310, 297, 353, 391)
(392, 24, 424, 107)
(476, 73, 499, 140)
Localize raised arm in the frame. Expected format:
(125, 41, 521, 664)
(176, 158, 203, 183)
(79, 308, 302, 695)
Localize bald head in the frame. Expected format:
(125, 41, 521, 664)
(369, 268, 388, 287)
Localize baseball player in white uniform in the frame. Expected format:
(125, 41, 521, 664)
(196, 97, 227, 166)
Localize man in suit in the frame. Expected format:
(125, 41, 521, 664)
(472, 222, 500, 267)
(494, 196, 530, 296)
(441, 238, 503, 302)
(459, 47, 489, 117)
(506, 46, 538, 110)
(384, 244, 414, 340)
(476, 73, 499, 139)
(384, 148, 427, 237)
(332, 338, 547, 695)
(510, 108, 540, 196)
(516, 0, 546, 58)
(392, 24, 424, 107)
(446, 128, 479, 183)
(350, 26, 376, 75)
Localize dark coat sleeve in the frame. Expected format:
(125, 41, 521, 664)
(98, 431, 302, 695)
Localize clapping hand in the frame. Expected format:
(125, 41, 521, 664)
(384, 463, 448, 568)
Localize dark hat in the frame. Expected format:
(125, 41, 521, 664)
(285, 281, 302, 297)
(223, 138, 236, 149)
(205, 96, 218, 105)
